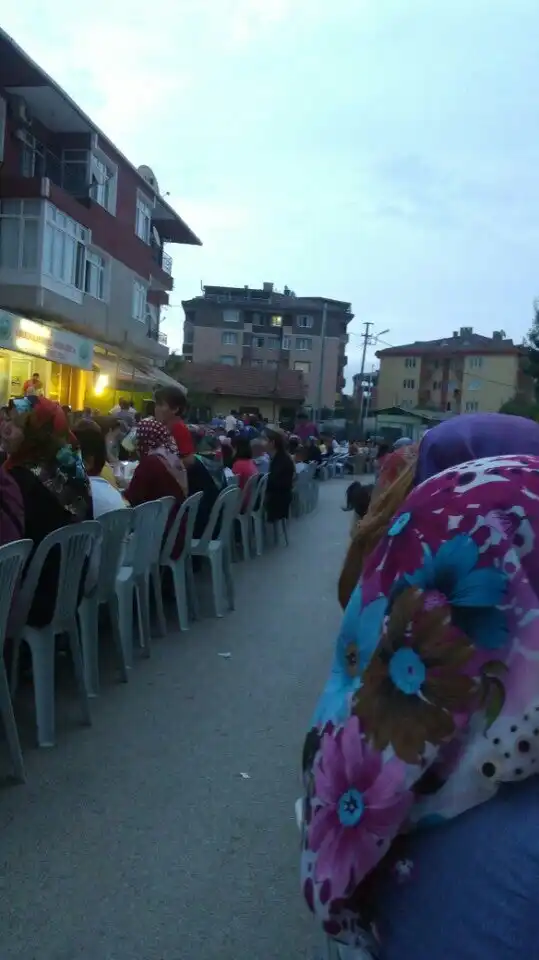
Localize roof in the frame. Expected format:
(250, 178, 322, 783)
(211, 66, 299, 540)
(372, 405, 454, 423)
(376, 330, 521, 358)
(0, 29, 201, 247)
(177, 362, 306, 401)
(183, 286, 353, 318)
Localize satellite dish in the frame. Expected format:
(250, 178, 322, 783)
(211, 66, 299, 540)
(137, 164, 160, 195)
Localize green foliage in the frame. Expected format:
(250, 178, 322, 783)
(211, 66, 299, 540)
(524, 299, 539, 398)
(163, 351, 185, 381)
(499, 393, 539, 420)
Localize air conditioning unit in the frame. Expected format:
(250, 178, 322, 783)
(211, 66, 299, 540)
(9, 95, 32, 127)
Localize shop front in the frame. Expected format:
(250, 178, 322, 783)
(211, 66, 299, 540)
(0, 310, 94, 409)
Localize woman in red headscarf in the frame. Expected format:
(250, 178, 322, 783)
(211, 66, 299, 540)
(2, 396, 92, 626)
(124, 418, 187, 558)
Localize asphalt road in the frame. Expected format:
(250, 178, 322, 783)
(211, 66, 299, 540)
(0, 478, 351, 960)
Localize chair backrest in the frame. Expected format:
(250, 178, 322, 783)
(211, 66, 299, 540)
(252, 473, 268, 515)
(161, 491, 203, 563)
(130, 500, 169, 575)
(240, 472, 262, 516)
(94, 508, 134, 601)
(196, 486, 240, 551)
(158, 496, 176, 519)
(0, 539, 33, 642)
(15, 521, 102, 632)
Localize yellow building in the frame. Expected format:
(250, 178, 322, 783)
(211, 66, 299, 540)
(376, 327, 530, 415)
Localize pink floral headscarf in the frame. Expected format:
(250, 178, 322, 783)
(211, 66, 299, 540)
(302, 453, 539, 956)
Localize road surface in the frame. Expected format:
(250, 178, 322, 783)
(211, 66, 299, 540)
(0, 479, 352, 960)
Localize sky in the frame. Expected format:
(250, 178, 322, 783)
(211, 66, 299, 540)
(4, 0, 539, 390)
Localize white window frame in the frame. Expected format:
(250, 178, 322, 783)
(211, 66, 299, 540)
(404, 357, 416, 368)
(294, 361, 311, 374)
(282, 335, 291, 350)
(43, 202, 87, 291)
(132, 279, 147, 322)
(0, 199, 42, 271)
(220, 355, 237, 365)
(465, 400, 479, 412)
(267, 335, 280, 350)
(84, 249, 107, 301)
(223, 309, 240, 323)
(403, 378, 415, 389)
(90, 149, 117, 215)
(469, 356, 483, 369)
(468, 379, 481, 391)
(297, 314, 313, 328)
(295, 337, 312, 351)
(222, 330, 238, 346)
(253, 336, 265, 348)
(135, 192, 153, 244)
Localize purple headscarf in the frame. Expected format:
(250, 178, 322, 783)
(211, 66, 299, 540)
(415, 412, 539, 484)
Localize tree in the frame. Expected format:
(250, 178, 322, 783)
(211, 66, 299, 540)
(499, 393, 539, 420)
(524, 299, 539, 398)
(162, 351, 185, 382)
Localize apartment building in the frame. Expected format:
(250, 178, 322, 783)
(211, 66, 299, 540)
(0, 29, 200, 410)
(376, 327, 531, 414)
(181, 282, 352, 410)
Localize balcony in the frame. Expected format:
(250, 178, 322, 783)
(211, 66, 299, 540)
(147, 328, 167, 346)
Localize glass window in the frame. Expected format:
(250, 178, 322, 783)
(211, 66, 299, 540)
(267, 336, 280, 349)
(404, 357, 416, 368)
(253, 336, 265, 348)
(90, 152, 117, 213)
(85, 251, 106, 300)
(282, 335, 291, 350)
(222, 331, 238, 345)
(468, 379, 481, 391)
(295, 337, 312, 351)
(297, 315, 313, 328)
(223, 309, 240, 323)
(220, 355, 237, 365)
(132, 280, 147, 321)
(135, 193, 153, 243)
(42, 203, 87, 289)
(0, 200, 40, 271)
(294, 361, 311, 374)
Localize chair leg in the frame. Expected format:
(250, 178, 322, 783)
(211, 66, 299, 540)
(67, 621, 92, 728)
(78, 596, 100, 697)
(185, 557, 200, 620)
(151, 565, 167, 637)
(223, 547, 235, 611)
(108, 596, 129, 683)
(171, 560, 189, 631)
(136, 575, 152, 657)
(240, 517, 250, 560)
(0, 660, 25, 782)
(209, 551, 225, 617)
(115, 581, 134, 670)
(26, 629, 56, 748)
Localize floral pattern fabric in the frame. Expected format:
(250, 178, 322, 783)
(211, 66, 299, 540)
(302, 454, 539, 956)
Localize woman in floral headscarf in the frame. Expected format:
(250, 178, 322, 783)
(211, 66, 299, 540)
(125, 417, 187, 558)
(2, 396, 91, 626)
(303, 453, 539, 959)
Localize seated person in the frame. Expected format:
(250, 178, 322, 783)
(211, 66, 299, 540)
(74, 423, 127, 517)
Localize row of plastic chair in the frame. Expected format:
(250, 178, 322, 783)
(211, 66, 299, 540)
(0, 465, 317, 780)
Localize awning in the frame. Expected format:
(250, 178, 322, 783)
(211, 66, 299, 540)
(92, 355, 186, 394)
(139, 365, 186, 393)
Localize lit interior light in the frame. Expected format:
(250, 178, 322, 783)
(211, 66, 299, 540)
(94, 374, 109, 395)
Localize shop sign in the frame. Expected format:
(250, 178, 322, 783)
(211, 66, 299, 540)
(0, 311, 94, 370)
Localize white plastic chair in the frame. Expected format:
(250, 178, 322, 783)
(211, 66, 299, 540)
(191, 486, 241, 617)
(234, 473, 261, 560)
(10, 521, 102, 748)
(250, 473, 268, 556)
(0, 539, 33, 781)
(78, 508, 133, 697)
(159, 491, 203, 632)
(116, 500, 169, 661)
(151, 496, 177, 637)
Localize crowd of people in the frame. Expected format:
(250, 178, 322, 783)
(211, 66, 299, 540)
(302, 412, 539, 960)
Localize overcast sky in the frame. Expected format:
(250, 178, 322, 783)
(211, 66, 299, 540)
(4, 1, 539, 388)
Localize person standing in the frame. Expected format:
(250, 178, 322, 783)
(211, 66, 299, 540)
(154, 386, 195, 465)
(225, 409, 238, 435)
(23, 372, 43, 397)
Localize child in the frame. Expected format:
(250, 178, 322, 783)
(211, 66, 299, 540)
(342, 480, 373, 534)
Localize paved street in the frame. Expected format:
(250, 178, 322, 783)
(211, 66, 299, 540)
(0, 480, 350, 960)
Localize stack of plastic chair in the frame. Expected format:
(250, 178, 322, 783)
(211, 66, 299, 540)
(0, 539, 33, 780)
(250, 473, 269, 556)
(78, 508, 133, 696)
(159, 491, 203, 632)
(191, 486, 241, 617)
(234, 473, 261, 560)
(10, 521, 102, 748)
(115, 499, 169, 661)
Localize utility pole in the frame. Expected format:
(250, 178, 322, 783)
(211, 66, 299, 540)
(358, 321, 373, 436)
(315, 301, 328, 423)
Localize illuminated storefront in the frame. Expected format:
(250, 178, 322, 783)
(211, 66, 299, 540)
(0, 310, 94, 408)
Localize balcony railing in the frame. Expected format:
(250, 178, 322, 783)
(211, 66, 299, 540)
(147, 328, 168, 346)
(161, 251, 173, 275)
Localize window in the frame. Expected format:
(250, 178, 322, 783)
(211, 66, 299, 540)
(253, 336, 265, 348)
(267, 335, 280, 350)
(251, 359, 263, 367)
(294, 361, 311, 374)
(282, 335, 291, 350)
(132, 279, 147, 322)
(220, 355, 237, 365)
(297, 314, 313, 328)
(468, 379, 481, 391)
(20, 134, 45, 179)
(90, 152, 117, 213)
(295, 337, 312, 351)
(252, 313, 266, 326)
(403, 378, 415, 389)
(266, 359, 278, 369)
(43, 203, 87, 289)
(469, 356, 483, 369)
(222, 331, 238, 346)
(62, 149, 89, 196)
(0, 199, 40, 270)
(465, 401, 479, 412)
(223, 309, 240, 323)
(184, 324, 194, 344)
(84, 250, 106, 300)
(404, 357, 416, 368)
(135, 193, 153, 244)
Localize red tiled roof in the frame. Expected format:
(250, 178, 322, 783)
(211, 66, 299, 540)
(377, 332, 522, 358)
(178, 362, 305, 401)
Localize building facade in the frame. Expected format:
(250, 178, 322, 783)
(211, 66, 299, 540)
(182, 282, 352, 410)
(376, 327, 531, 415)
(0, 29, 200, 410)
